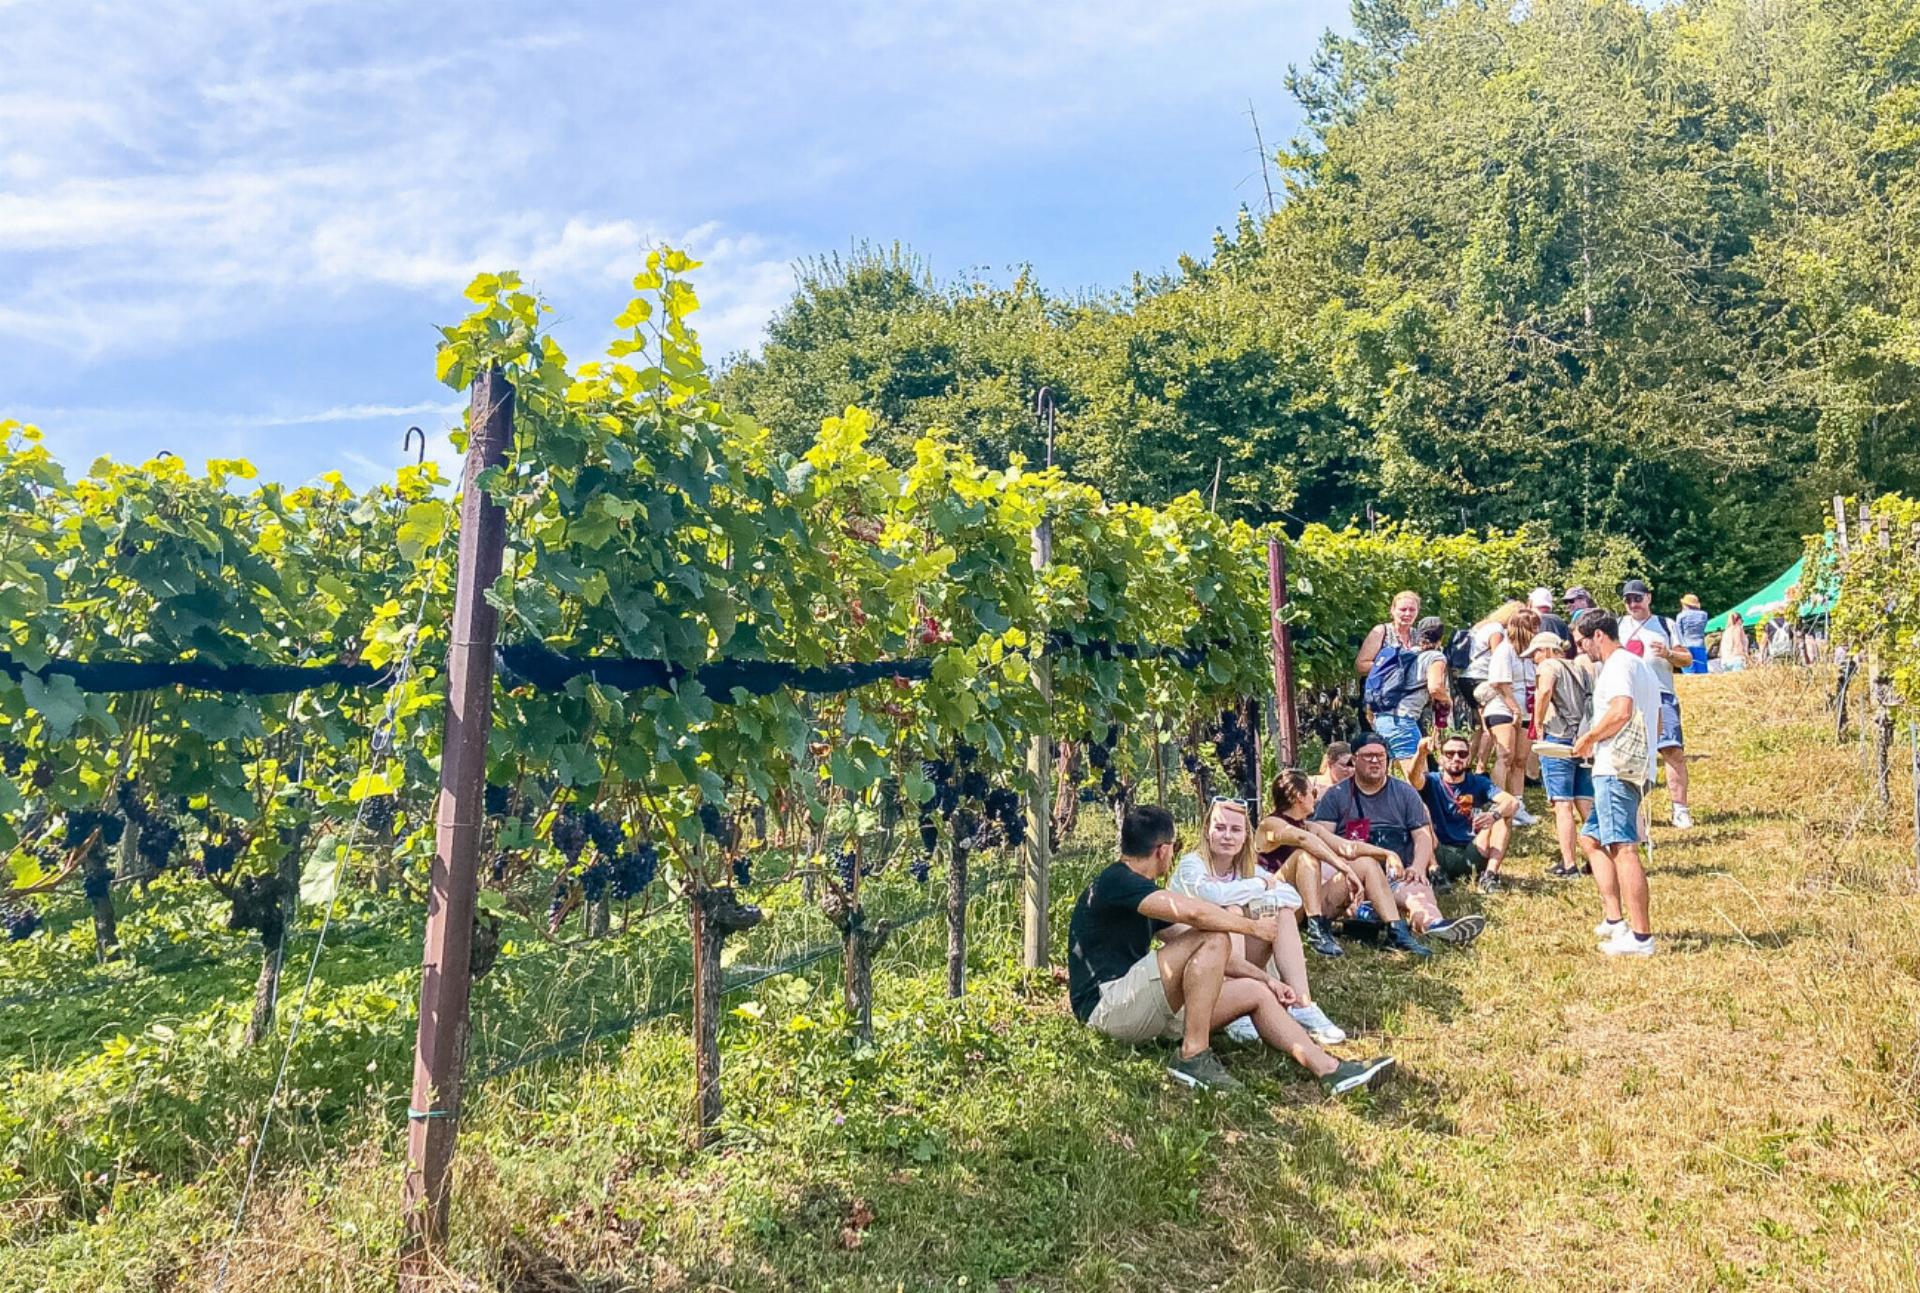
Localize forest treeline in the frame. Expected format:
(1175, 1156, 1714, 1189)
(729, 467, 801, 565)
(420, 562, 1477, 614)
(717, 0, 1919, 607)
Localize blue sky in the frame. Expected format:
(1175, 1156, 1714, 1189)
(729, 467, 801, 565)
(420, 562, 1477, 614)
(2, 0, 1348, 487)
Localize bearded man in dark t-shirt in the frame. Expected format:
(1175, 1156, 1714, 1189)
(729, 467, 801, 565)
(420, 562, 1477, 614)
(1067, 804, 1394, 1097)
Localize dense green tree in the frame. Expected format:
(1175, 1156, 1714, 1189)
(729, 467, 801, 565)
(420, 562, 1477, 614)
(718, 0, 1920, 609)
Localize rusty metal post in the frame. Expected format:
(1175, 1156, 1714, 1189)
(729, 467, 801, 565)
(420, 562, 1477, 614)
(400, 369, 513, 1283)
(1268, 537, 1299, 768)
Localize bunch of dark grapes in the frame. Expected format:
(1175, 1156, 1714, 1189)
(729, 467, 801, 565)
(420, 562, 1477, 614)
(909, 856, 930, 884)
(65, 809, 125, 852)
(919, 815, 940, 855)
(577, 859, 612, 904)
(1, 742, 28, 776)
(198, 838, 241, 879)
(115, 780, 152, 827)
(470, 912, 503, 979)
(731, 856, 753, 888)
(489, 851, 510, 882)
(4, 902, 42, 941)
(835, 846, 860, 890)
(136, 817, 182, 873)
(1180, 749, 1203, 775)
(697, 802, 726, 842)
(984, 786, 1025, 848)
(361, 795, 397, 835)
(551, 809, 590, 863)
(583, 810, 623, 858)
(83, 867, 115, 902)
(483, 783, 512, 818)
(610, 844, 657, 900)
(921, 758, 959, 818)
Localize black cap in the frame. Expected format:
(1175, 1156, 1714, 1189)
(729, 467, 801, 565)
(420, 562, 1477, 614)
(1351, 731, 1391, 754)
(1621, 578, 1652, 598)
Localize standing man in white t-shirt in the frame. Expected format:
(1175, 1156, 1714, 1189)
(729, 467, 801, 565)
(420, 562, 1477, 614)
(1617, 579, 1697, 829)
(1570, 610, 1661, 956)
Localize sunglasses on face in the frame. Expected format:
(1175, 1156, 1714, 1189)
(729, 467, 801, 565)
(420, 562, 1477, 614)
(1624, 594, 1649, 603)
(1442, 748, 1471, 758)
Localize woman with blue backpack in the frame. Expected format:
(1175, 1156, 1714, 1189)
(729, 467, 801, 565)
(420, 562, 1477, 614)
(1367, 616, 1450, 781)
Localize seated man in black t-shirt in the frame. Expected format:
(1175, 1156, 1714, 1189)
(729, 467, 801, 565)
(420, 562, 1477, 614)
(1067, 804, 1395, 1096)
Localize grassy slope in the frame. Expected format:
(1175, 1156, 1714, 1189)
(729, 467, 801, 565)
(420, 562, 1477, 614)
(11, 667, 1920, 1292)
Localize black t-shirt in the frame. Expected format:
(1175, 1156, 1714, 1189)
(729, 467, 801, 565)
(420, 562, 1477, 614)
(1536, 611, 1572, 643)
(1067, 862, 1167, 1022)
(1421, 771, 1497, 847)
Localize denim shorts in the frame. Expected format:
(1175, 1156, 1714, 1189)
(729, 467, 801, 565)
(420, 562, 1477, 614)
(1372, 713, 1423, 759)
(1539, 756, 1594, 804)
(1579, 775, 1646, 847)
(1657, 692, 1684, 750)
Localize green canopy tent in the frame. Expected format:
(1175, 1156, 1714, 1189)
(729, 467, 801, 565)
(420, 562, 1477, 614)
(1705, 547, 1833, 634)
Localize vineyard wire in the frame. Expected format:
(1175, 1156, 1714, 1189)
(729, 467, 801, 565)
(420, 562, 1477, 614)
(210, 534, 447, 1293)
(472, 867, 1015, 1086)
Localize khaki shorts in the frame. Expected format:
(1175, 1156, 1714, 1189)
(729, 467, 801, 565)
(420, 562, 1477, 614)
(1086, 949, 1184, 1043)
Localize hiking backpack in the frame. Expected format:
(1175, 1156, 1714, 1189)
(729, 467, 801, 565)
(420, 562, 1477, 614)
(1443, 627, 1476, 673)
(1363, 641, 1427, 714)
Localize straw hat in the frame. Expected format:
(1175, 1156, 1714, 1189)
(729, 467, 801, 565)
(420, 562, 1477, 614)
(1681, 593, 1702, 609)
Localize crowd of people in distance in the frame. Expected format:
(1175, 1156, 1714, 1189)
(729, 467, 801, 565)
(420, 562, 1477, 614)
(1067, 579, 1721, 1095)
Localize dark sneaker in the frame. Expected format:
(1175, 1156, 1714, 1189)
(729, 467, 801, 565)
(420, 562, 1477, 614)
(1385, 919, 1432, 958)
(1544, 863, 1582, 880)
(1168, 1048, 1243, 1093)
(1427, 914, 1486, 946)
(1304, 915, 1345, 958)
(1476, 871, 1503, 895)
(1322, 1055, 1397, 1097)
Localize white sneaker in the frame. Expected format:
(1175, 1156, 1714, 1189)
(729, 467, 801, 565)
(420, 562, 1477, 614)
(1599, 926, 1656, 957)
(1513, 806, 1540, 827)
(1671, 804, 1694, 829)
(1594, 917, 1626, 939)
(1223, 1015, 1261, 1044)
(1288, 1002, 1348, 1045)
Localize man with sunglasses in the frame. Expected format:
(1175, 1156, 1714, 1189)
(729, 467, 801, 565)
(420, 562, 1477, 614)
(1419, 733, 1519, 895)
(1618, 579, 1697, 829)
(1067, 804, 1396, 1095)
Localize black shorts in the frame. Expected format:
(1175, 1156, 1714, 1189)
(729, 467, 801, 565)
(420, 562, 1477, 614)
(1433, 841, 1489, 880)
(1483, 713, 1515, 729)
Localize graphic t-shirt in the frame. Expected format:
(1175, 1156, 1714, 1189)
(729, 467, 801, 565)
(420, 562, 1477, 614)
(1592, 648, 1661, 782)
(1620, 613, 1679, 695)
(1311, 777, 1431, 865)
(1067, 863, 1167, 1022)
(1420, 771, 1497, 847)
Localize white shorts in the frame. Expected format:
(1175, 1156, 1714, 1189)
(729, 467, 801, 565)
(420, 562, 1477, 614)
(1085, 950, 1183, 1044)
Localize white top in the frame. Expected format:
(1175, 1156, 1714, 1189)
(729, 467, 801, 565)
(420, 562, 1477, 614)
(1461, 621, 1501, 680)
(1483, 641, 1523, 718)
(1169, 852, 1299, 910)
(1592, 648, 1661, 781)
(1619, 612, 1678, 695)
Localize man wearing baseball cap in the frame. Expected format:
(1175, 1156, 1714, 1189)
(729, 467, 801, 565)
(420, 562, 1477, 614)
(1617, 578, 1697, 829)
(1563, 587, 1596, 616)
(1529, 588, 1571, 646)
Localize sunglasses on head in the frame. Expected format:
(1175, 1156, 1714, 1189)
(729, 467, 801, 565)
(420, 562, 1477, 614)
(1210, 795, 1251, 811)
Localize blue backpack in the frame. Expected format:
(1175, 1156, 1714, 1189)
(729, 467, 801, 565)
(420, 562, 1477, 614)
(1363, 641, 1426, 714)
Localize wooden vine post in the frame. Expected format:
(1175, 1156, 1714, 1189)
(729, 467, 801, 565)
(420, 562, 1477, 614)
(1873, 513, 1894, 807)
(1834, 496, 1851, 738)
(1267, 538, 1299, 769)
(400, 368, 513, 1285)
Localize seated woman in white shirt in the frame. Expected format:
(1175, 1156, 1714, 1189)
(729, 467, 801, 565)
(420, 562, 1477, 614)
(1167, 796, 1346, 1044)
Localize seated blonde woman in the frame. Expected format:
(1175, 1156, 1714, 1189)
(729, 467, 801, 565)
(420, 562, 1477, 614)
(1168, 795, 1347, 1044)
(1257, 767, 1408, 959)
